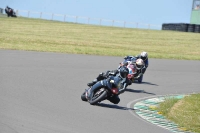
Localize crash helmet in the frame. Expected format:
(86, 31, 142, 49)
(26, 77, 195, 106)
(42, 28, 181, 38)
(119, 66, 129, 79)
(135, 59, 144, 70)
(140, 51, 148, 61)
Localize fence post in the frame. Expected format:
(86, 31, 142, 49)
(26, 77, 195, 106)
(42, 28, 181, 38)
(124, 21, 126, 28)
(16, 10, 18, 16)
(136, 23, 138, 28)
(88, 18, 90, 24)
(40, 12, 42, 19)
(28, 11, 30, 18)
(52, 13, 54, 20)
(148, 24, 150, 30)
(64, 15, 66, 22)
(76, 16, 78, 23)
(100, 19, 102, 25)
(112, 20, 114, 26)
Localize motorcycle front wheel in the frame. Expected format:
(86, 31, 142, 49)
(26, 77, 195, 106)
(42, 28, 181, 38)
(89, 90, 107, 105)
(81, 92, 87, 101)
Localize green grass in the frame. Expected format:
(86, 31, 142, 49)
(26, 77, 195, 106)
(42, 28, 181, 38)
(157, 94, 200, 133)
(156, 97, 180, 116)
(0, 16, 200, 60)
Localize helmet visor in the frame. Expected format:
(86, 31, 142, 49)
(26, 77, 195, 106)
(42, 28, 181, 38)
(141, 56, 146, 61)
(136, 64, 143, 69)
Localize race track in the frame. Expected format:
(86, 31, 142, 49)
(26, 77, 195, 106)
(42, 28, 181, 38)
(0, 50, 200, 133)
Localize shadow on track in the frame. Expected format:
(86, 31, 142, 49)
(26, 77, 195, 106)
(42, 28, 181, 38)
(134, 82, 158, 86)
(125, 88, 155, 95)
(96, 103, 135, 110)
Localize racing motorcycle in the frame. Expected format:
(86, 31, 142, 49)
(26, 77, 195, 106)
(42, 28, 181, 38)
(120, 57, 144, 83)
(5, 7, 17, 17)
(119, 60, 136, 83)
(81, 75, 127, 105)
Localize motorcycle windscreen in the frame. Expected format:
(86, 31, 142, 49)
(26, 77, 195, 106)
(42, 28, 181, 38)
(113, 76, 125, 90)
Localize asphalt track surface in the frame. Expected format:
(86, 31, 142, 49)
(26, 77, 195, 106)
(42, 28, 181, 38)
(0, 50, 200, 133)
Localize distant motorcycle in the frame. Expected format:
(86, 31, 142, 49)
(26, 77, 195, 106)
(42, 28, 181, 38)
(119, 62, 136, 83)
(5, 7, 17, 17)
(119, 57, 145, 83)
(81, 75, 127, 105)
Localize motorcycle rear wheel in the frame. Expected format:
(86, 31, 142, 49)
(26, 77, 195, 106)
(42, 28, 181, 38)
(89, 90, 107, 105)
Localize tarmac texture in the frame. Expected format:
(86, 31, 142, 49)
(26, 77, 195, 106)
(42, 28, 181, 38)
(0, 50, 200, 133)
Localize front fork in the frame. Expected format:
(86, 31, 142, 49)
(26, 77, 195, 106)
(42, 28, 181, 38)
(85, 88, 91, 100)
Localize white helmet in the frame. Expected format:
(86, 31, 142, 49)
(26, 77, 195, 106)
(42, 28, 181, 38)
(140, 51, 148, 61)
(135, 59, 144, 70)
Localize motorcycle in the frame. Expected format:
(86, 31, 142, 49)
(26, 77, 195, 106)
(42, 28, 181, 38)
(119, 60, 136, 83)
(5, 7, 17, 17)
(120, 57, 144, 83)
(81, 75, 127, 105)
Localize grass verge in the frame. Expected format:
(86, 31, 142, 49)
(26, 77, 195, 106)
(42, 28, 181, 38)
(157, 94, 200, 133)
(0, 16, 200, 60)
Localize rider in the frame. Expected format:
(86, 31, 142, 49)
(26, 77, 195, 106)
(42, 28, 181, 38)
(5, 6, 14, 17)
(120, 58, 145, 83)
(134, 58, 145, 83)
(5, 6, 12, 13)
(124, 51, 149, 75)
(87, 64, 131, 87)
(87, 66, 130, 104)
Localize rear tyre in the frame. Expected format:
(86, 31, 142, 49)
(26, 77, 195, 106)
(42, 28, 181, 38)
(81, 92, 87, 101)
(89, 90, 107, 105)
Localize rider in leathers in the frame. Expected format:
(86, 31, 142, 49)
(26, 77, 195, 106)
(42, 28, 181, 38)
(124, 51, 149, 74)
(124, 52, 148, 83)
(5, 6, 12, 16)
(87, 63, 131, 87)
(87, 66, 130, 104)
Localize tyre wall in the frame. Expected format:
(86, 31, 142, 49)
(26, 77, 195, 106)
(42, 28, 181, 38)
(0, 8, 3, 14)
(162, 23, 200, 33)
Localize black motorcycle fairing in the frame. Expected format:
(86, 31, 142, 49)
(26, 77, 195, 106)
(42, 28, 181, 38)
(87, 75, 127, 102)
(101, 76, 122, 91)
(87, 81, 106, 100)
(5, 7, 17, 17)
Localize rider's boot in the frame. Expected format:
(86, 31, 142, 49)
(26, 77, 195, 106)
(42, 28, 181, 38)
(87, 72, 105, 87)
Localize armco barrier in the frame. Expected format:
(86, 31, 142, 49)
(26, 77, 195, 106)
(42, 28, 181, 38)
(162, 23, 200, 33)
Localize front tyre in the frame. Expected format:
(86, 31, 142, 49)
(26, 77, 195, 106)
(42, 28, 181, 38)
(81, 92, 87, 101)
(89, 90, 107, 105)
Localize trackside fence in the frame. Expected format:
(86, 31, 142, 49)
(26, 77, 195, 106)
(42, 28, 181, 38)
(1, 8, 162, 30)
